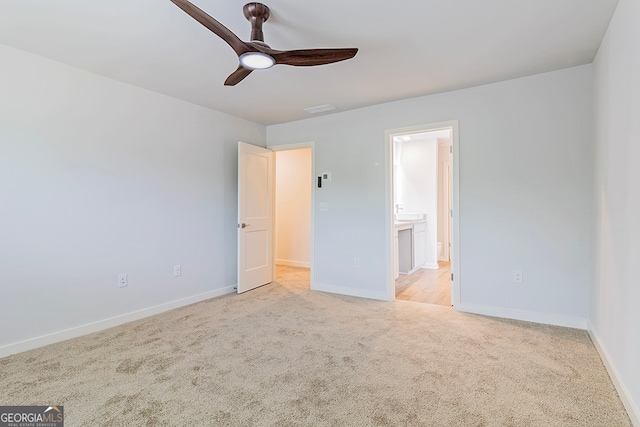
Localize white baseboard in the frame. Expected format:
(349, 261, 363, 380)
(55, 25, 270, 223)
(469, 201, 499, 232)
(421, 263, 439, 270)
(587, 321, 640, 426)
(0, 286, 236, 358)
(455, 303, 588, 330)
(276, 259, 311, 268)
(313, 282, 391, 301)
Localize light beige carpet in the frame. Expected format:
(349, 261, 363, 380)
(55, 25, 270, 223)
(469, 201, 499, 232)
(0, 267, 631, 426)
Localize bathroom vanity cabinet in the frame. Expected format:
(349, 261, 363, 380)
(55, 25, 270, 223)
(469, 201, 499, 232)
(394, 220, 427, 278)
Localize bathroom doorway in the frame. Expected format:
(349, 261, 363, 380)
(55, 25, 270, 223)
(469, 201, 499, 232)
(386, 122, 459, 307)
(272, 144, 314, 290)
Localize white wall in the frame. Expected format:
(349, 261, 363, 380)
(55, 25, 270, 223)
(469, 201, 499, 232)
(267, 65, 594, 325)
(591, 0, 640, 422)
(395, 139, 438, 267)
(0, 44, 265, 351)
(275, 148, 312, 267)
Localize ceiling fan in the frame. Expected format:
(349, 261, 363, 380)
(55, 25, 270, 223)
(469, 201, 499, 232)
(169, 0, 358, 86)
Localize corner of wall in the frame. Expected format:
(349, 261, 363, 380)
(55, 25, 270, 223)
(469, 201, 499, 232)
(587, 321, 640, 426)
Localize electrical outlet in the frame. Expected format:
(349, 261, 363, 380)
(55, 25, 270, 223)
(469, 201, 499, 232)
(118, 273, 128, 288)
(354, 258, 360, 268)
(513, 270, 523, 284)
(174, 264, 182, 277)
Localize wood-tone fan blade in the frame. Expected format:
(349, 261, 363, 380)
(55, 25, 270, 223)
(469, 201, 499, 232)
(170, 0, 250, 56)
(224, 65, 253, 86)
(271, 48, 358, 67)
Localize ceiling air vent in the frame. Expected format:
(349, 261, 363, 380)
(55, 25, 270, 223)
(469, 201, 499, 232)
(304, 104, 336, 114)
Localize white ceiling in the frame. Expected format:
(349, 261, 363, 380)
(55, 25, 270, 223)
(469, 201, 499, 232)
(0, 0, 618, 125)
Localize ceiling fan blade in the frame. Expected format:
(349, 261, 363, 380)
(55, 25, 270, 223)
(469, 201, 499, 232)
(271, 48, 358, 67)
(224, 65, 253, 86)
(170, 0, 250, 56)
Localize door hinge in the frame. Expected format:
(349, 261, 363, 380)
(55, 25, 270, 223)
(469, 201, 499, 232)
(450, 208, 453, 217)
(451, 273, 453, 281)
(449, 145, 453, 154)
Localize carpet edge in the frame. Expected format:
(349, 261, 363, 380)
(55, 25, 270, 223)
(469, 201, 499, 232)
(0, 286, 236, 358)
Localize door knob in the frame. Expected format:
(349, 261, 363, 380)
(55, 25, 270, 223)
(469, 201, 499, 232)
(238, 223, 251, 229)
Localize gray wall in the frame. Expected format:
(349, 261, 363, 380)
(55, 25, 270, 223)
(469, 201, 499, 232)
(0, 44, 265, 349)
(268, 65, 594, 327)
(592, 0, 640, 420)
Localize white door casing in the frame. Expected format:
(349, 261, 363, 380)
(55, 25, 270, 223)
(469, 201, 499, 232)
(268, 141, 316, 290)
(385, 121, 460, 306)
(237, 142, 274, 293)
(442, 161, 452, 261)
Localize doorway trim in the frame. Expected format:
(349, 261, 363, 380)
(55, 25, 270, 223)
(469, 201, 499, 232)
(384, 121, 460, 307)
(268, 141, 316, 290)
(441, 160, 451, 262)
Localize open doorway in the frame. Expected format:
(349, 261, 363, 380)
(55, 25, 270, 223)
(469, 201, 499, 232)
(273, 145, 314, 290)
(386, 122, 459, 307)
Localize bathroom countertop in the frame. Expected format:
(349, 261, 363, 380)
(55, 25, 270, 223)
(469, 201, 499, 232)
(394, 219, 426, 230)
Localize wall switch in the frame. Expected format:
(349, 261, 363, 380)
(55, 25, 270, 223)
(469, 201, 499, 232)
(174, 264, 181, 277)
(118, 273, 128, 288)
(513, 270, 523, 284)
(354, 258, 360, 268)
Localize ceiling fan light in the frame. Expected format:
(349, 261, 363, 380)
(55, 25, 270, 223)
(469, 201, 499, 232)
(239, 52, 275, 70)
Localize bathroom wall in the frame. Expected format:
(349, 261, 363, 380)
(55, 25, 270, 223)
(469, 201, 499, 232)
(394, 138, 438, 268)
(275, 148, 312, 267)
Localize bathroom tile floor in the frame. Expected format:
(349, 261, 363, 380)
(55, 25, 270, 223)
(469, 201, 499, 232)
(395, 261, 451, 306)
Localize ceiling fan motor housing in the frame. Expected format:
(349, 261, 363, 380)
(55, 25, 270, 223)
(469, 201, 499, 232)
(243, 3, 270, 42)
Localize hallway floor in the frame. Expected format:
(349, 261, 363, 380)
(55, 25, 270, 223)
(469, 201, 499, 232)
(275, 264, 310, 289)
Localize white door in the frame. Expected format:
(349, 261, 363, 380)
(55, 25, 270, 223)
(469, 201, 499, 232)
(238, 142, 274, 293)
